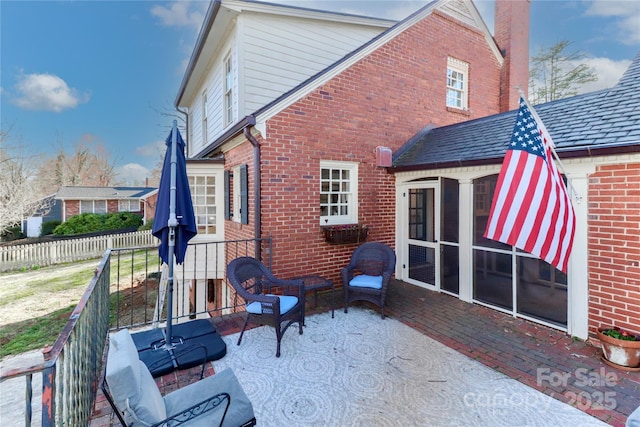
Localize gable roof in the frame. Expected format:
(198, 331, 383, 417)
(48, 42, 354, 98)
(55, 186, 157, 201)
(392, 51, 640, 171)
(190, 0, 502, 159)
(175, 0, 396, 110)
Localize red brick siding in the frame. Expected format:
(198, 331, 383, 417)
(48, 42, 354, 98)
(588, 162, 640, 336)
(65, 200, 80, 219)
(494, 0, 530, 112)
(225, 11, 503, 283)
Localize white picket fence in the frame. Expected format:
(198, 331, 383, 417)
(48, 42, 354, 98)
(0, 230, 158, 272)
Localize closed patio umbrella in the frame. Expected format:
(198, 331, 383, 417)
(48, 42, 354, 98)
(152, 120, 197, 347)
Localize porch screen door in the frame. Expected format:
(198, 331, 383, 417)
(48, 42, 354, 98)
(406, 184, 438, 288)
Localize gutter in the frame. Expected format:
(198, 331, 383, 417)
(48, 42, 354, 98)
(243, 125, 262, 260)
(389, 143, 640, 173)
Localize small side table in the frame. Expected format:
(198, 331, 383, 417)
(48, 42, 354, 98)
(293, 275, 335, 323)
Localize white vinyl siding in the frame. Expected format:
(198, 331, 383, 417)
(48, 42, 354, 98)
(242, 13, 386, 113)
(183, 11, 388, 157)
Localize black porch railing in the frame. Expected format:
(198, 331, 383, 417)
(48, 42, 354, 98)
(0, 237, 271, 426)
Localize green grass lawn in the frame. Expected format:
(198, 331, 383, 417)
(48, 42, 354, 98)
(0, 249, 158, 360)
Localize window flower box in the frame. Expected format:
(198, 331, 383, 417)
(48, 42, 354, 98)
(321, 224, 368, 245)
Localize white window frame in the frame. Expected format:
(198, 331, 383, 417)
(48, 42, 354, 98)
(446, 57, 469, 110)
(232, 165, 241, 223)
(223, 53, 233, 126)
(189, 174, 217, 235)
(80, 200, 107, 214)
(187, 163, 224, 239)
(320, 161, 358, 226)
(118, 199, 139, 212)
(202, 91, 208, 146)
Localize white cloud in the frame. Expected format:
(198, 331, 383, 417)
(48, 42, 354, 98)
(585, 0, 640, 45)
(575, 57, 632, 93)
(151, 1, 207, 29)
(115, 163, 151, 186)
(13, 72, 89, 112)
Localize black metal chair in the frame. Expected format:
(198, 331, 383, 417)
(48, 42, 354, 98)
(227, 257, 305, 357)
(342, 242, 396, 319)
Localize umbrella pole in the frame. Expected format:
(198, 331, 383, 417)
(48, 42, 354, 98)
(166, 120, 179, 350)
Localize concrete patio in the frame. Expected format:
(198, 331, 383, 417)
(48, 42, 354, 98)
(90, 279, 640, 427)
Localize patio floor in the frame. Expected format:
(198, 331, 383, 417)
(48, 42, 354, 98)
(90, 279, 640, 427)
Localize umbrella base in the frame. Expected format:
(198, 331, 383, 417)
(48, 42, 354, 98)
(132, 320, 227, 377)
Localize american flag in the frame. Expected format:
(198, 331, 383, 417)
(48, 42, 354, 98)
(484, 98, 575, 273)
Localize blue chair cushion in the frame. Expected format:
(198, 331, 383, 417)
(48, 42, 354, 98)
(349, 275, 383, 289)
(246, 295, 298, 314)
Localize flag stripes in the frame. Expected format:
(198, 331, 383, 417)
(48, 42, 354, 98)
(484, 98, 575, 273)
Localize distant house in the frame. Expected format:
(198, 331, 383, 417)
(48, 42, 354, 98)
(55, 186, 158, 225)
(21, 194, 63, 237)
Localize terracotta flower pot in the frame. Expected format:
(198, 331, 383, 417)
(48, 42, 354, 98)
(597, 328, 640, 370)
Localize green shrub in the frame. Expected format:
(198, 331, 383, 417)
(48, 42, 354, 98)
(53, 212, 142, 235)
(41, 220, 61, 236)
(104, 212, 143, 230)
(138, 219, 153, 231)
(1, 225, 24, 241)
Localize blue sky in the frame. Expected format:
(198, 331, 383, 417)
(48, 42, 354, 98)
(1, 1, 638, 185)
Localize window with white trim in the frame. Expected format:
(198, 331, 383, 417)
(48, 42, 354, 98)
(202, 91, 208, 146)
(320, 161, 358, 225)
(118, 199, 140, 212)
(80, 200, 107, 214)
(446, 57, 469, 110)
(189, 174, 217, 234)
(223, 53, 233, 126)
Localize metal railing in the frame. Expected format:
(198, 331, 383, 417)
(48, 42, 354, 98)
(0, 237, 271, 426)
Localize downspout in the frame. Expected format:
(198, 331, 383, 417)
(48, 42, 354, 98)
(243, 125, 262, 260)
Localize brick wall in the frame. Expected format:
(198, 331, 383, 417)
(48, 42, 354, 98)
(494, 0, 530, 112)
(224, 10, 503, 284)
(65, 200, 80, 219)
(588, 162, 640, 336)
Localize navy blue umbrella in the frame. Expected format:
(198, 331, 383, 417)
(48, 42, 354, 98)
(152, 120, 197, 346)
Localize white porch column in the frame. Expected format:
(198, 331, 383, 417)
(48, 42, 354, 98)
(458, 179, 473, 302)
(566, 170, 591, 339)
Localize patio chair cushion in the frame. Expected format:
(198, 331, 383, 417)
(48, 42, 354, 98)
(163, 368, 254, 427)
(106, 329, 167, 425)
(246, 295, 298, 314)
(349, 274, 383, 289)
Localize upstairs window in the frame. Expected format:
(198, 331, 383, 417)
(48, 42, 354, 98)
(202, 91, 208, 146)
(223, 53, 233, 126)
(320, 161, 358, 225)
(446, 57, 469, 110)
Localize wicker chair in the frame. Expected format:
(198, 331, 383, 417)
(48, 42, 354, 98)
(342, 242, 396, 319)
(227, 257, 305, 357)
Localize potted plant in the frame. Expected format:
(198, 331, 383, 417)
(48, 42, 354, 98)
(596, 326, 640, 371)
(321, 223, 368, 245)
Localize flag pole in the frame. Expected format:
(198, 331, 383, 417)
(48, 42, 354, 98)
(518, 91, 582, 204)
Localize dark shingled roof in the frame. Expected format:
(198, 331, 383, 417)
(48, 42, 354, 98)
(392, 51, 640, 171)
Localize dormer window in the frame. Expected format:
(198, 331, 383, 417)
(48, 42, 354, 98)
(446, 57, 469, 110)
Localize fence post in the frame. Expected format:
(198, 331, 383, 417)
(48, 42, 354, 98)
(41, 363, 55, 427)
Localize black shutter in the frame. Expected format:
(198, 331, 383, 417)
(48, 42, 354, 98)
(224, 170, 231, 220)
(240, 164, 248, 224)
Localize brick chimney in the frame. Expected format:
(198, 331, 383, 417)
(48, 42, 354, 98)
(494, 0, 530, 112)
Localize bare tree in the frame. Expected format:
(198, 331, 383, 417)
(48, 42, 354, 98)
(37, 134, 117, 194)
(529, 40, 598, 105)
(0, 125, 51, 232)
